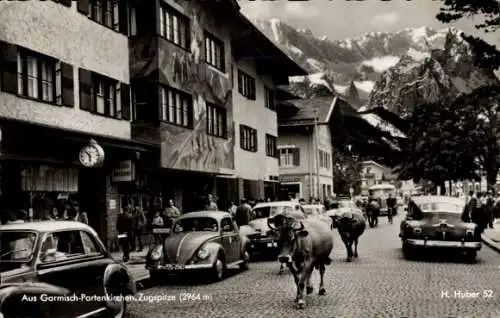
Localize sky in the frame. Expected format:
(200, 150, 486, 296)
(239, 0, 500, 47)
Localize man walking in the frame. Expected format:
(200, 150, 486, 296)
(235, 199, 252, 226)
(164, 199, 181, 228)
(386, 193, 397, 224)
(131, 205, 146, 252)
(117, 207, 133, 262)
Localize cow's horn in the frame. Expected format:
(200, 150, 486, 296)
(267, 217, 277, 230)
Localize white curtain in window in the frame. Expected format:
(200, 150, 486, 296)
(168, 89, 175, 122)
(161, 87, 167, 121)
(41, 61, 53, 102)
(172, 15, 179, 44)
(159, 8, 165, 37)
(96, 82, 105, 114)
(26, 56, 38, 98)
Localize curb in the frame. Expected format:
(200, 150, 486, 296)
(481, 234, 500, 253)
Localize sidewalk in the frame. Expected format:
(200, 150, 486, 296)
(111, 249, 150, 286)
(481, 219, 500, 253)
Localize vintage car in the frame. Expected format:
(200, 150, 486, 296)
(0, 221, 135, 318)
(246, 201, 306, 255)
(326, 199, 363, 226)
(146, 211, 250, 282)
(399, 196, 482, 261)
(369, 183, 396, 216)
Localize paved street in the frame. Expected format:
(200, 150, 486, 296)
(126, 214, 500, 318)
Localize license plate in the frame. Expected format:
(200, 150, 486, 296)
(165, 264, 185, 270)
(267, 242, 277, 247)
(117, 234, 127, 239)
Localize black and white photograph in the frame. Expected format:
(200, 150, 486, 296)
(0, 0, 499, 317)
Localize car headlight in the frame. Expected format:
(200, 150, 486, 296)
(197, 247, 209, 260)
(150, 246, 162, 261)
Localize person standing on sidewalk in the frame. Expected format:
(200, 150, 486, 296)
(235, 199, 252, 227)
(117, 207, 133, 262)
(205, 194, 218, 211)
(228, 201, 238, 217)
(131, 206, 146, 252)
(386, 193, 397, 224)
(485, 190, 495, 229)
(151, 210, 164, 244)
(164, 199, 181, 229)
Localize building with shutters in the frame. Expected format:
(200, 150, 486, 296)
(276, 97, 337, 201)
(0, 0, 159, 250)
(128, 0, 306, 211)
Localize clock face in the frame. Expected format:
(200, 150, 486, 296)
(79, 145, 100, 167)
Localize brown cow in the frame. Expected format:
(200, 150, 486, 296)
(269, 215, 333, 309)
(334, 211, 366, 262)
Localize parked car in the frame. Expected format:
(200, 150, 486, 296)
(246, 201, 306, 256)
(399, 196, 481, 261)
(146, 211, 250, 282)
(326, 199, 363, 226)
(0, 221, 135, 318)
(302, 204, 333, 228)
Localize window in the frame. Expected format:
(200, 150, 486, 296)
(160, 86, 192, 128)
(266, 134, 277, 158)
(204, 32, 225, 71)
(18, 51, 56, 103)
(206, 103, 227, 138)
(88, 0, 119, 29)
(92, 74, 118, 117)
(40, 231, 85, 263)
(221, 218, 234, 232)
(279, 148, 300, 167)
(237, 70, 256, 100)
(240, 125, 257, 152)
(264, 87, 275, 110)
(159, 5, 190, 49)
(79, 231, 100, 254)
(319, 150, 331, 169)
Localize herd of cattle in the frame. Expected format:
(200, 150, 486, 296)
(267, 207, 367, 309)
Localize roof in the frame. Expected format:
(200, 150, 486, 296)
(278, 96, 336, 125)
(276, 87, 301, 101)
(369, 184, 396, 190)
(178, 211, 231, 220)
(253, 201, 300, 208)
(411, 196, 466, 207)
(0, 221, 93, 232)
(362, 160, 386, 169)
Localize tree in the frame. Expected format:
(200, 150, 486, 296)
(397, 100, 480, 190)
(453, 85, 500, 187)
(332, 149, 362, 195)
(437, 0, 500, 69)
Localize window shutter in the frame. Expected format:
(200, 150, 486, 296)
(253, 129, 258, 152)
(118, 0, 128, 35)
(239, 125, 244, 149)
(77, 0, 90, 15)
(60, 0, 72, 7)
(293, 148, 300, 166)
(0, 42, 18, 94)
(78, 68, 92, 111)
(237, 71, 242, 94)
(61, 62, 74, 107)
(121, 83, 131, 120)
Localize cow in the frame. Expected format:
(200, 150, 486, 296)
(333, 211, 366, 262)
(268, 215, 333, 309)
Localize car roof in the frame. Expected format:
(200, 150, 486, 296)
(369, 184, 396, 190)
(0, 221, 94, 233)
(411, 195, 465, 206)
(253, 201, 300, 208)
(178, 211, 231, 220)
(302, 204, 323, 208)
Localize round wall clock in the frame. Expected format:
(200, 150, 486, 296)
(79, 139, 105, 168)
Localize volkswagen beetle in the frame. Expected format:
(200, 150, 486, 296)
(146, 211, 250, 282)
(0, 221, 135, 318)
(399, 195, 481, 261)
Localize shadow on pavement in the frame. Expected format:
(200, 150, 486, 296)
(398, 248, 483, 264)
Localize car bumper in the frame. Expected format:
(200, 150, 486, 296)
(147, 263, 212, 272)
(404, 239, 482, 250)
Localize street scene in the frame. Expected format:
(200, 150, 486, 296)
(1, 0, 500, 317)
(126, 214, 500, 318)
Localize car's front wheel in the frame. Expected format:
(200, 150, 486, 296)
(402, 243, 414, 260)
(106, 298, 126, 318)
(211, 254, 225, 282)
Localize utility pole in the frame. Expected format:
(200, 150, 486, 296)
(314, 109, 320, 200)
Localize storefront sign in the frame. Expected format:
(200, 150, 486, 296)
(111, 160, 136, 182)
(279, 175, 301, 183)
(21, 165, 78, 192)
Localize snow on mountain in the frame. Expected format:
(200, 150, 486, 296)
(361, 113, 407, 138)
(269, 18, 282, 43)
(353, 81, 375, 93)
(289, 45, 303, 56)
(320, 36, 328, 41)
(406, 48, 430, 61)
(306, 58, 324, 72)
(334, 84, 348, 94)
(361, 56, 400, 72)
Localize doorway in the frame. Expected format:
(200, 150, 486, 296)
(279, 182, 301, 200)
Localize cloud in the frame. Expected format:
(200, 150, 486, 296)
(285, 2, 319, 18)
(371, 12, 400, 27)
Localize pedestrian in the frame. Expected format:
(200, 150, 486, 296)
(205, 194, 218, 211)
(74, 205, 89, 224)
(49, 207, 61, 221)
(131, 205, 146, 252)
(235, 199, 252, 226)
(116, 207, 133, 262)
(228, 201, 237, 217)
(151, 210, 164, 244)
(5, 210, 23, 224)
(485, 190, 495, 229)
(386, 193, 397, 224)
(471, 192, 487, 233)
(164, 199, 181, 228)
